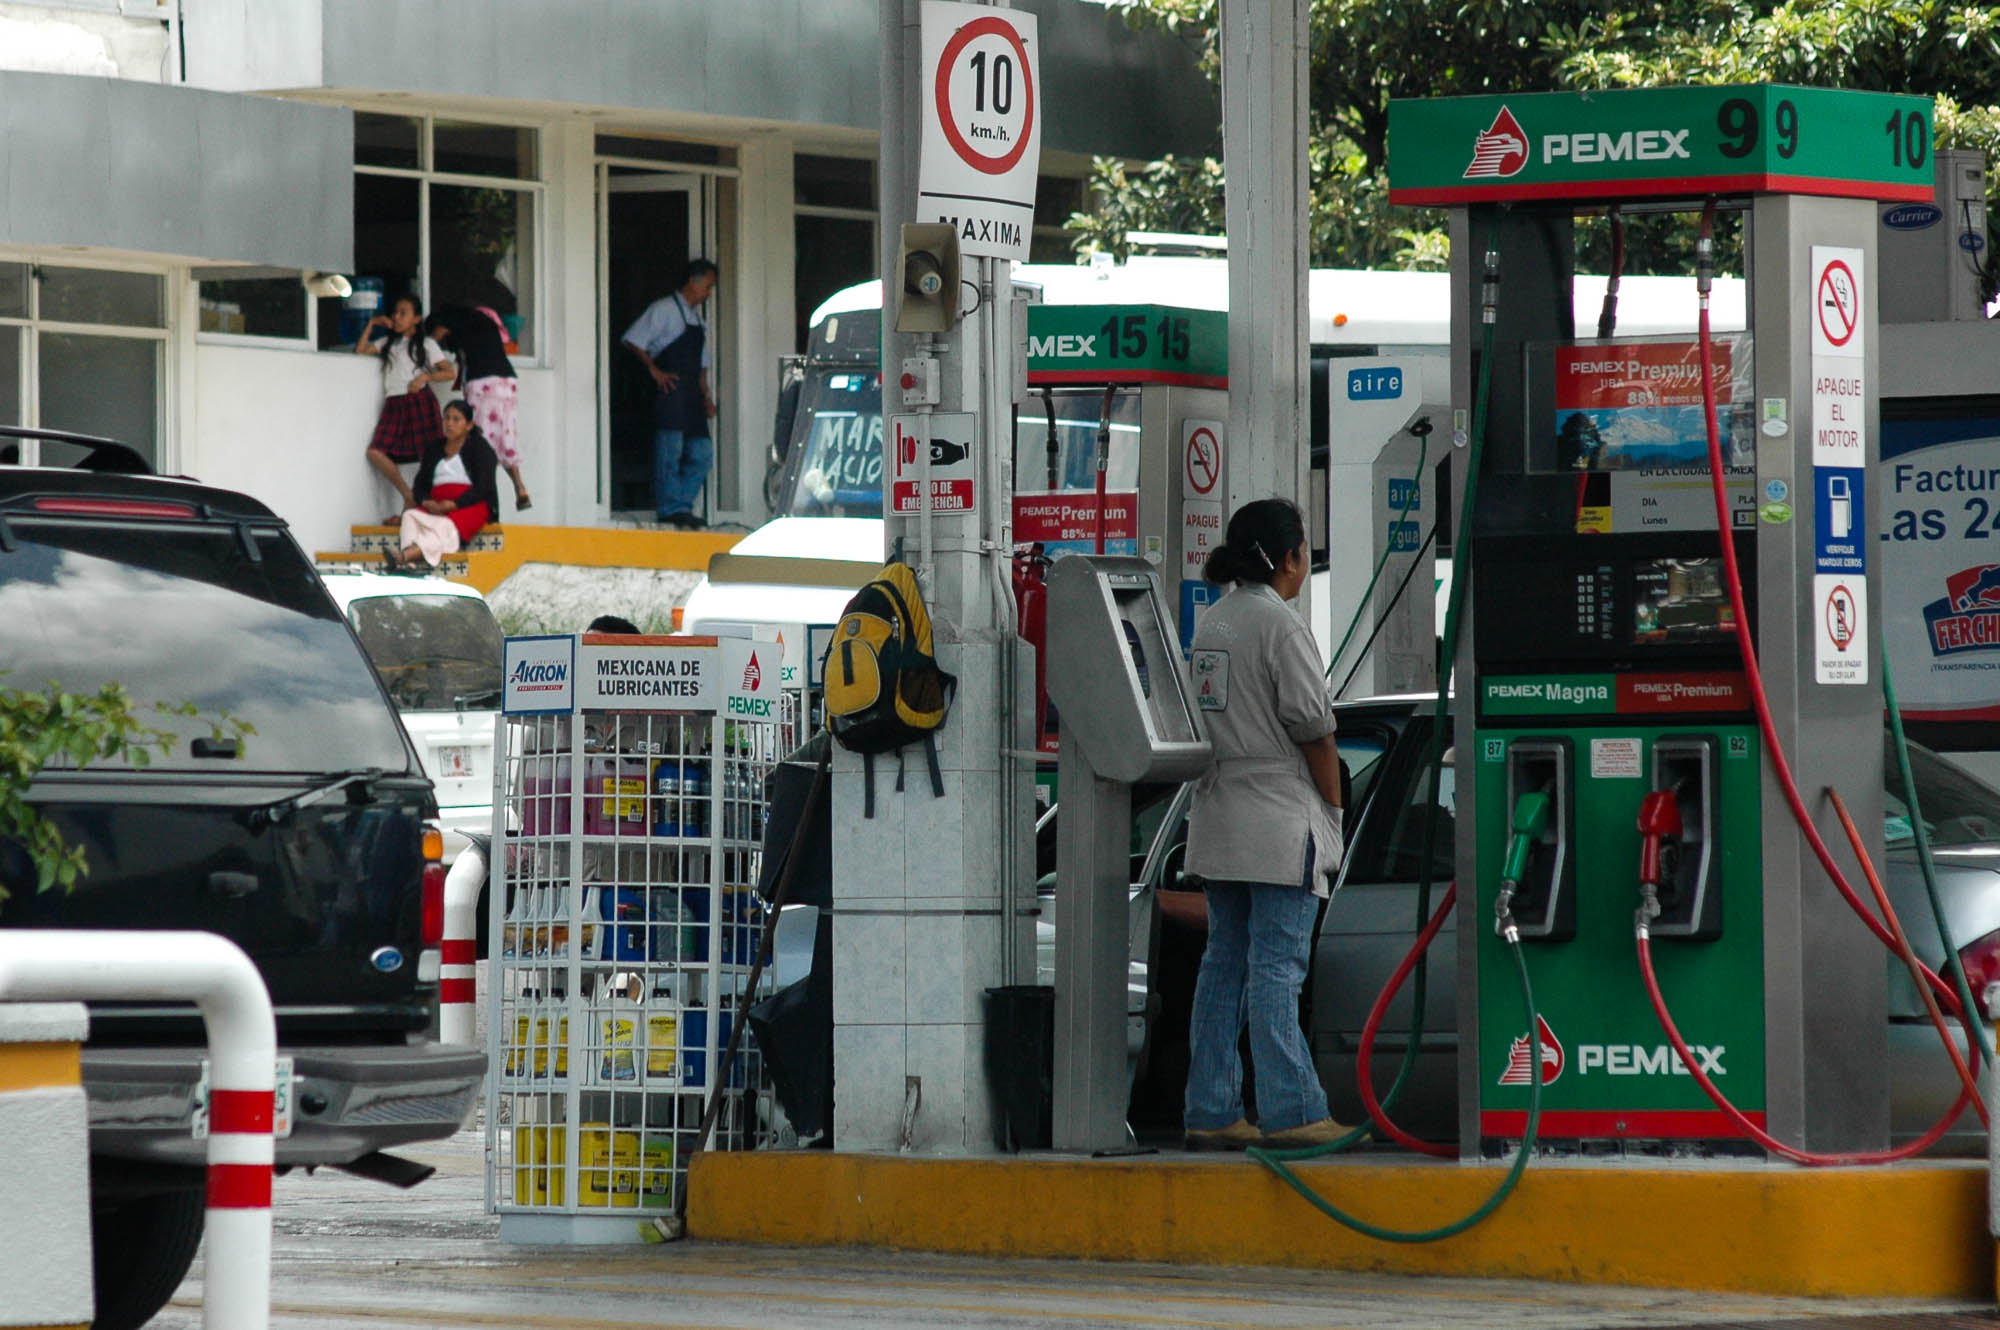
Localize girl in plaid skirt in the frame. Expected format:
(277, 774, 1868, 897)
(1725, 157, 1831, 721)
(357, 292, 455, 518)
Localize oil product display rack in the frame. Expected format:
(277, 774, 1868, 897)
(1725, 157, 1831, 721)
(486, 631, 801, 1243)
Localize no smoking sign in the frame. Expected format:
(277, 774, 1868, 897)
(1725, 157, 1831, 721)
(917, 1, 1042, 262)
(1811, 247, 1865, 360)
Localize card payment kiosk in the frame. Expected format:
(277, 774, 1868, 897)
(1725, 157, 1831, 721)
(1045, 556, 1211, 1151)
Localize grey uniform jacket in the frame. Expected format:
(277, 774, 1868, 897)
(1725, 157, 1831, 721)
(1184, 581, 1344, 896)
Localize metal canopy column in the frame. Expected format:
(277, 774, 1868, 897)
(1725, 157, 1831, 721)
(1222, 0, 1311, 618)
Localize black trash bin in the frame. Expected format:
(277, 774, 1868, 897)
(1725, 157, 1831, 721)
(983, 984, 1054, 1152)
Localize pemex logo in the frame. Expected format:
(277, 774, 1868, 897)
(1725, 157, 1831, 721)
(741, 651, 763, 693)
(1464, 106, 1529, 179)
(1498, 1014, 1564, 1086)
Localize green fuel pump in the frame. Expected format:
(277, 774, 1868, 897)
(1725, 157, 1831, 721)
(1387, 83, 1951, 1158)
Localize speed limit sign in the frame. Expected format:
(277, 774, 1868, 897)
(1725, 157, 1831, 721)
(917, 1, 1042, 262)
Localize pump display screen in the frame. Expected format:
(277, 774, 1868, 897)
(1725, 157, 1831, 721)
(1632, 558, 1736, 644)
(1473, 535, 1753, 668)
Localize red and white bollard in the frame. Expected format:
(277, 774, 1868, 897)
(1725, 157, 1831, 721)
(438, 838, 487, 1046)
(0, 931, 276, 1330)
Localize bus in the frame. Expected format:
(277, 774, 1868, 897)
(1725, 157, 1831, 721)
(683, 256, 1746, 664)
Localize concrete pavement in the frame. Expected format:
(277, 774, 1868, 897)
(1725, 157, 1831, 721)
(149, 1128, 1992, 1329)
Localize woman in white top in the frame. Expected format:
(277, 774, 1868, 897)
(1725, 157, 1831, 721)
(1181, 497, 1347, 1151)
(356, 292, 455, 518)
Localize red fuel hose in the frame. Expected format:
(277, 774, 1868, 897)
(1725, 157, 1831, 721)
(1355, 883, 1459, 1158)
(1643, 200, 1990, 1158)
(1690, 202, 1965, 1022)
(1636, 932, 1972, 1164)
(1828, 787, 1988, 1128)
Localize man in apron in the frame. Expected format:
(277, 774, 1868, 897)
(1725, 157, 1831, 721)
(621, 258, 719, 527)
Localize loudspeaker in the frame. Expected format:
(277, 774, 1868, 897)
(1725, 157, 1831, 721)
(894, 223, 962, 334)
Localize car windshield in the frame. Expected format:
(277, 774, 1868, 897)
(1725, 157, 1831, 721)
(1884, 735, 2000, 848)
(347, 593, 504, 712)
(782, 369, 883, 518)
(0, 516, 410, 773)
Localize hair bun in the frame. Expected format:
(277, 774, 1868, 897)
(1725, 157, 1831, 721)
(1202, 541, 1243, 585)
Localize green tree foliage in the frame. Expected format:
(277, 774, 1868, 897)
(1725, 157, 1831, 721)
(1071, 0, 2000, 276)
(0, 682, 251, 903)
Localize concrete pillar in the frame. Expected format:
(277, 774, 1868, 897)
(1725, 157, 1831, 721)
(732, 132, 797, 528)
(1221, 0, 1312, 616)
(0, 1002, 92, 1330)
(829, 0, 1034, 1154)
(552, 119, 600, 529)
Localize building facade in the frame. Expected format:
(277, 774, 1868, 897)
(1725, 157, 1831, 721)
(0, 0, 1214, 554)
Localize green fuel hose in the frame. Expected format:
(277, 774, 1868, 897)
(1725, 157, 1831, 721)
(1881, 624, 1995, 1065)
(1247, 214, 1545, 1239)
(1248, 938, 1540, 1242)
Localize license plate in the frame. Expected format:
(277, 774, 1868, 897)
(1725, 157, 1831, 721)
(192, 1056, 295, 1139)
(435, 745, 474, 780)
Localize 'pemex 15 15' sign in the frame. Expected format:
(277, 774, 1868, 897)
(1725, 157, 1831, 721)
(1388, 85, 1935, 206)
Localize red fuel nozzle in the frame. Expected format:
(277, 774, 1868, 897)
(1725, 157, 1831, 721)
(1636, 790, 1682, 890)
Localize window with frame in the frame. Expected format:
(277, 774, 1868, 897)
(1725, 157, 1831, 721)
(323, 113, 542, 358)
(0, 261, 167, 467)
(793, 154, 877, 352)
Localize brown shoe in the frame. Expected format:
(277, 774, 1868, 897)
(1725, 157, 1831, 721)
(1184, 1119, 1261, 1152)
(1259, 1118, 1354, 1149)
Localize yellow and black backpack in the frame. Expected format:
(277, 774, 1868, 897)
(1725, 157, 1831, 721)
(824, 562, 955, 815)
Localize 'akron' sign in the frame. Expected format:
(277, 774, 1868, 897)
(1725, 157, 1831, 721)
(916, 1, 1042, 262)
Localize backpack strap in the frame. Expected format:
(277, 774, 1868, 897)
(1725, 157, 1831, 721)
(877, 576, 918, 643)
(923, 733, 944, 798)
(893, 747, 907, 794)
(862, 750, 876, 819)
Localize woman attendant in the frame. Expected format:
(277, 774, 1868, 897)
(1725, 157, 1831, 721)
(387, 400, 501, 570)
(358, 292, 455, 516)
(1181, 498, 1348, 1152)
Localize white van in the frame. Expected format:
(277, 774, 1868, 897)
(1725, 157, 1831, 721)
(320, 571, 504, 860)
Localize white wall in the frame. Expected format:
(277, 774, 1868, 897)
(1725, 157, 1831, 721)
(176, 0, 324, 91)
(190, 342, 559, 555)
(191, 343, 382, 555)
(732, 133, 794, 528)
(0, 3, 168, 79)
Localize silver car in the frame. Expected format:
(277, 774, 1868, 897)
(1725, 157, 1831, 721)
(1123, 698, 2000, 1152)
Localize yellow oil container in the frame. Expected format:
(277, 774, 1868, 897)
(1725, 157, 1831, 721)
(578, 1124, 639, 1207)
(512, 1125, 567, 1206)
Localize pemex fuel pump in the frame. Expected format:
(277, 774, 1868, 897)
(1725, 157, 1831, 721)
(1389, 84, 1949, 1157)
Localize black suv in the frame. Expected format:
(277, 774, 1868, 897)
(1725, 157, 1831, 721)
(0, 456, 485, 1328)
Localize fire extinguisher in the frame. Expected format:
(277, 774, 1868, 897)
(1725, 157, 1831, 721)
(1012, 546, 1056, 753)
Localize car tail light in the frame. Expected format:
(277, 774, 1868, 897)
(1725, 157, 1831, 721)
(421, 825, 445, 947)
(31, 497, 197, 518)
(1955, 928, 2000, 1017)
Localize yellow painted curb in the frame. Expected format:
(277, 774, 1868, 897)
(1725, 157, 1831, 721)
(0, 1041, 80, 1092)
(689, 1151, 1991, 1300)
(453, 525, 741, 595)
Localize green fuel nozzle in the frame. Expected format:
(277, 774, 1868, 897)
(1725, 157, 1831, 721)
(1495, 790, 1553, 943)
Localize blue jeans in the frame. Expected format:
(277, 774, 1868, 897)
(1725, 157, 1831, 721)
(653, 415, 713, 519)
(1184, 879, 1329, 1134)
